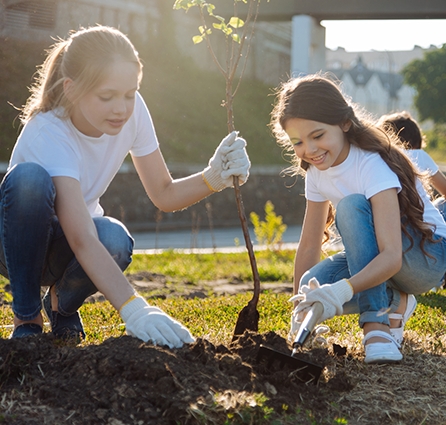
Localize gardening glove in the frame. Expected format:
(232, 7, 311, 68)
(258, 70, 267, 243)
(202, 131, 250, 192)
(289, 303, 331, 343)
(289, 278, 354, 325)
(288, 278, 321, 340)
(289, 276, 332, 341)
(289, 307, 331, 343)
(310, 325, 331, 348)
(120, 295, 195, 348)
(288, 306, 303, 342)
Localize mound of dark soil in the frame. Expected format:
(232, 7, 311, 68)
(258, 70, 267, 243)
(0, 331, 350, 424)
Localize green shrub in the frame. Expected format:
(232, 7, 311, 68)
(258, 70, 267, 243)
(250, 200, 287, 249)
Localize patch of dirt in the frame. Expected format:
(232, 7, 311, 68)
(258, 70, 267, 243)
(0, 330, 340, 425)
(1, 274, 446, 424)
(124, 271, 293, 300)
(1, 329, 446, 424)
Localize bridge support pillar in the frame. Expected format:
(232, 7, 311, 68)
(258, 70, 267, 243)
(291, 15, 326, 76)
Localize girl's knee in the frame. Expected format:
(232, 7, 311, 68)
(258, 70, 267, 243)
(94, 217, 134, 270)
(5, 163, 53, 201)
(336, 194, 371, 230)
(299, 270, 313, 288)
(433, 197, 446, 221)
(337, 194, 368, 216)
(8, 162, 50, 182)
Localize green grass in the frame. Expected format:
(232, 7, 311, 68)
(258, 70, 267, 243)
(1, 250, 444, 348)
(128, 250, 296, 284)
(0, 291, 367, 347)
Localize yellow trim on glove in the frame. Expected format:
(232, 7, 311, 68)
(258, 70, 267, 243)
(344, 278, 354, 294)
(119, 294, 138, 314)
(202, 171, 217, 192)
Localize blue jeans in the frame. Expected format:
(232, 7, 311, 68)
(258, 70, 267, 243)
(300, 194, 446, 327)
(433, 197, 446, 221)
(0, 163, 134, 321)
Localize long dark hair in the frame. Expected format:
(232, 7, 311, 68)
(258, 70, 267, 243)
(270, 73, 435, 252)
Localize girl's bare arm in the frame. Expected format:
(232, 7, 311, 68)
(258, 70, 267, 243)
(293, 200, 329, 294)
(52, 176, 135, 310)
(430, 170, 446, 198)
(132, 149, 212, 213)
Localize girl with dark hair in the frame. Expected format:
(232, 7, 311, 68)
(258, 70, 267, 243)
(0, 26, 251, 346)
(270, 74, 446, 364)
(379, 111, 446, 220)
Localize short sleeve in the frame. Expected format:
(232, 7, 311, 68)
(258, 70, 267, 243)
(9, 118, 81, 180)
(129, 92, 159, 157)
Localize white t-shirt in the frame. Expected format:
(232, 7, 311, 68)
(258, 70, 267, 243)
(9, 92, 158, 217)
(405, 149, 439, 176)
(305, 144, 446, 238)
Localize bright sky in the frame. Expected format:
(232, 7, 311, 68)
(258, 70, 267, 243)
(322, 19, 446, 52)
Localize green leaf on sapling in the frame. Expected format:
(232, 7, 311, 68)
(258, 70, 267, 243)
(192, 35, 204, 44)
(228, 17, 244, 28)
(231, 34, 241, 43)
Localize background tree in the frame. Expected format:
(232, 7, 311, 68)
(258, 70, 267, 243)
(402, 45, 446, 124)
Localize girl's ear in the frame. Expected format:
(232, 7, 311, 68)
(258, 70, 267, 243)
(63, 78, 75, 103)
(342, 120, 352, 132)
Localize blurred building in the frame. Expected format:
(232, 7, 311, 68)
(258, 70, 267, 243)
(178, 14, 436, 121)
(326, 46, 438, 120)
(0, 0, 437, 120)
(0, 0, 157, 43)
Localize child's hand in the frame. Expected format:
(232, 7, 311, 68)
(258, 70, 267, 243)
(202, 131, 251, 192)
(288, 305, 304, 342)
(289, 278, 354, 324)
(288, 278, 321, 340)
(120, 296, 195, 348)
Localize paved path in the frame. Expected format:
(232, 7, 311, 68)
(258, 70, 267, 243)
(133, 225, 302, 254)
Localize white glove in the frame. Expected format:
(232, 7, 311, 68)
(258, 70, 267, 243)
(289, 278, 321, 337)
(289, 306, 330, 343)
(202, 131, 251, 192)
(289, 278, 354, 324)
(288, 298, 331, 342)
(288, 306, 303, 342)
(120, 296, 195, 348)
(310, 325, 331, 348)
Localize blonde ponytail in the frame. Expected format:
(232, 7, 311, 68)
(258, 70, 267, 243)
(20, 39, 69, 123)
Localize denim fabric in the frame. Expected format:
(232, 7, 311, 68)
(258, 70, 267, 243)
(433, 197, 446, 221)
(0, 162, 134, 320)
(300, 194, 446, 327)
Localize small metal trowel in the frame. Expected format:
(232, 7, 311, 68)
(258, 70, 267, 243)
(257, 302, 324, 382)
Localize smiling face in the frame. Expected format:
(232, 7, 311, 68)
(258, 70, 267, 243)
(284, 118, 351, 170)
(66, 60, 140, 137)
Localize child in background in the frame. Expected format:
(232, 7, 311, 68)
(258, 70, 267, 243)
(379, 111, 446, 220)
(270, 74, 446, 364)
(0, 25, 251, 346)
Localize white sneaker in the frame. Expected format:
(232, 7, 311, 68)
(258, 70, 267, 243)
(363, 330, 403, 364)
(389, 294, 417, 344)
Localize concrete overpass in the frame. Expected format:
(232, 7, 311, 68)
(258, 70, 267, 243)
(213, 0, 446, 21)
(213, 0, 446, 75)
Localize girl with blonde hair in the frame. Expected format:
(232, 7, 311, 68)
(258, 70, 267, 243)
(1, 25, 250, 346)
